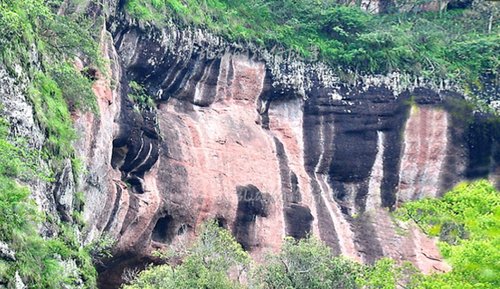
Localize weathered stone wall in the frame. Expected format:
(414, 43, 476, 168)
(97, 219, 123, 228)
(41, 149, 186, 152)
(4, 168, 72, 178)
(1, 1, 497, 288)
(84, 10, 499, 287)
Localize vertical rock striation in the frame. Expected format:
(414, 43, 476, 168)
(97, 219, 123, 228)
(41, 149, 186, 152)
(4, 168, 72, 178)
(75, 11, 498, 287)
(3, 3, 497, 287)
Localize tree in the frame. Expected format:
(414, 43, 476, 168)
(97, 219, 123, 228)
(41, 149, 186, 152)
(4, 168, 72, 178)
(124, 221, 250, 289)
(396, 180, 500, 288)
(356, 258, 422, 289)
(251, 237, 361, 289)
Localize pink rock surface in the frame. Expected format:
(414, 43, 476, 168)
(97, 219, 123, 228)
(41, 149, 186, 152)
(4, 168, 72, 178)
(81, 49, 479, 287)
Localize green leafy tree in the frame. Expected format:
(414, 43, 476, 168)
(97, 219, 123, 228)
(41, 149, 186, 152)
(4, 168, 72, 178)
(124, 221, 250, 289)
(357, 258, 422, 289)
(251, 237, 361, 289)
(396, 180, 500, 288)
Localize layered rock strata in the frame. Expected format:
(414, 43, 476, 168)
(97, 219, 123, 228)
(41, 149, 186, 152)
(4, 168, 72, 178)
(2, 2, 498, 288)
(78, 14, 499, 287)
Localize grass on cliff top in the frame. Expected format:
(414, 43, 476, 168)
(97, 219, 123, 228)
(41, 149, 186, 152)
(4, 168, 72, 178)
(125, 0, 499, 86)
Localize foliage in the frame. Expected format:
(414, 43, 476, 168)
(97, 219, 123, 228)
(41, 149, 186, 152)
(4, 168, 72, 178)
(0, 2, 102, 285)
(396, 180, 500, 288)
(123, 0, 499, 88)
(356, 258, 422, 289)
(29, 71, 77, 160)
(0, 0, 101, 70)
(0, 119, 44, 240)
(0, 118, 98, 288)
(0, 0, 100, 165)
(251, 237, 361, 289)
(49, 63, 98, 113)
(72, 157, 87, 180)
(0, 120, 45, 181)
(0, 177, 38, 243)
(87, 234, 117, 265)
(125, 222, 417, 289)
(129, 81, 156, 110)
(126, 181, 499, 289)
(9, 223, 98, 289)
(125, 221, 249, 289)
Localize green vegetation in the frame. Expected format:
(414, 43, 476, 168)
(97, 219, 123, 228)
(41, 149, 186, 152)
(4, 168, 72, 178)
(129, 81, 156, 110)
(87, 234, 116, 265)
(126, 180, 499, 289)
(0, 0, 100, 71)
(251, 237, 361, 289)
(0, 119, 98, 288)
(125, 221, 419, 289)
(30, 71, 77, 159)
(126, 222, 249, 289)
(124, 0, 499, 87)
(49, 63, 98, 113)
(1, 1, 498, 288)
(396, 180, 500, 289)
(0, 1, 103, 287)
(1, 0, 100, 163)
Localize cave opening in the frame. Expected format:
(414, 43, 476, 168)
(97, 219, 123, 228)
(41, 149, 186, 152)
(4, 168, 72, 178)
(284, 204, 313, 240)
(111, 144, 128, 169)
(151, 215, 174, 244)
(447, 0, 472, 10)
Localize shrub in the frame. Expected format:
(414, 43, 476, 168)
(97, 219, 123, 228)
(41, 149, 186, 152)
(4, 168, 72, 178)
(252, 237, 361, 289)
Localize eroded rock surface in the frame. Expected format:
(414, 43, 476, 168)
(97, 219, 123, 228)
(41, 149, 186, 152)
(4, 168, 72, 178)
(72, 9, 500, 287)
(75, 16, 498, 288)
(2, 2, 497, 288)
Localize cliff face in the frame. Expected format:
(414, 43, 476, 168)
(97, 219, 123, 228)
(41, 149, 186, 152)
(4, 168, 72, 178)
(2, 1, 498, 288)
(76, 6, 498, 286)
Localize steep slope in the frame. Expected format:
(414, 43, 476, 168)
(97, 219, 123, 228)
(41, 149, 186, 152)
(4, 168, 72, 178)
(86, 4, 498, 287)
(0, 1, 498, 288)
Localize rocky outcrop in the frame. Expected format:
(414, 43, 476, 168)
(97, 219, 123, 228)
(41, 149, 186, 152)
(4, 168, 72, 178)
(73, 10, 499, 287)
(0, 242, 15, 261)
(2, 2, 498, 288)
(0, 63, 67, 239)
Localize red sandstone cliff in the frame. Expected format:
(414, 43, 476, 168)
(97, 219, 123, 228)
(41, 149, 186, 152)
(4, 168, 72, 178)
(12, 2, 493, 288)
